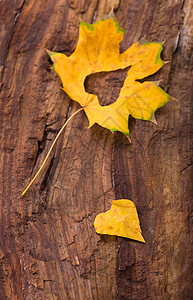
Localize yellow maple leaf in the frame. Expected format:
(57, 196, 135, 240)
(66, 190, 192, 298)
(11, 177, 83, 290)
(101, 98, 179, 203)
(48, 17, 170, 136)
(94, 199, 145, 242)
(20, 17, 170, 197)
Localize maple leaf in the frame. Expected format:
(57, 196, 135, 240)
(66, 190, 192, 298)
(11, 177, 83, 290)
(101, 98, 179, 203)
(94, 199, 145, 242)
(20, 17, 170, 197)
(48, 17, 170, 136)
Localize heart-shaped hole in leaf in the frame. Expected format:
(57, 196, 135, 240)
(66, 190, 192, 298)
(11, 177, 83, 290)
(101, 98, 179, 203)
(84, 67, 130, 106)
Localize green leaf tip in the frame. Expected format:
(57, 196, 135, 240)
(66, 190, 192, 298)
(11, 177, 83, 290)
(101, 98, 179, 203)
(80, 17, 125, 35)
(155, 43, 164, 65)
(45, 49, 57, 58)
(80, 21, 94, 31)
(113, 19, 125, 34)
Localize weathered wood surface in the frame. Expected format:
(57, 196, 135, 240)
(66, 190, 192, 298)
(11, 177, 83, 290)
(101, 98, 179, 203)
(0, 0, 192, 299)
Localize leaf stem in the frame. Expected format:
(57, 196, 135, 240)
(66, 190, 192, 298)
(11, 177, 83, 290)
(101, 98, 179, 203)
(21, 107, 84, 197)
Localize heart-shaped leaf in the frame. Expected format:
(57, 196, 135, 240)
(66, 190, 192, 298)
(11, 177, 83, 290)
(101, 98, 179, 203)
(94, 199, 145, 242)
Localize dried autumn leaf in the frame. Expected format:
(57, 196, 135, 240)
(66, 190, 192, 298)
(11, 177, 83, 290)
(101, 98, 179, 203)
(94, 199, 145, 242)
(48, 17, 170, 136)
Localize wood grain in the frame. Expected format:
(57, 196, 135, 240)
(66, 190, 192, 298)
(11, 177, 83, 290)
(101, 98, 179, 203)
(0, 0, 192, 299)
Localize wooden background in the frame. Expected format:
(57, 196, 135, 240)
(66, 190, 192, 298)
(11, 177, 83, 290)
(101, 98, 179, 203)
(0, 0, 192, 299)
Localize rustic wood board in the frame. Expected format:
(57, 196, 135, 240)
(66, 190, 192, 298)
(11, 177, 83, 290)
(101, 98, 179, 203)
(0, 0, 192, 299)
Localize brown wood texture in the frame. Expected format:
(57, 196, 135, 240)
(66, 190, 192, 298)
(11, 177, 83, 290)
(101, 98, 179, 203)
(0, 0, 192, 299)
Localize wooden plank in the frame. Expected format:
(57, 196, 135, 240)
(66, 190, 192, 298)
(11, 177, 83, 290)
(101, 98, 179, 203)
(0, 0, 192, 299)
